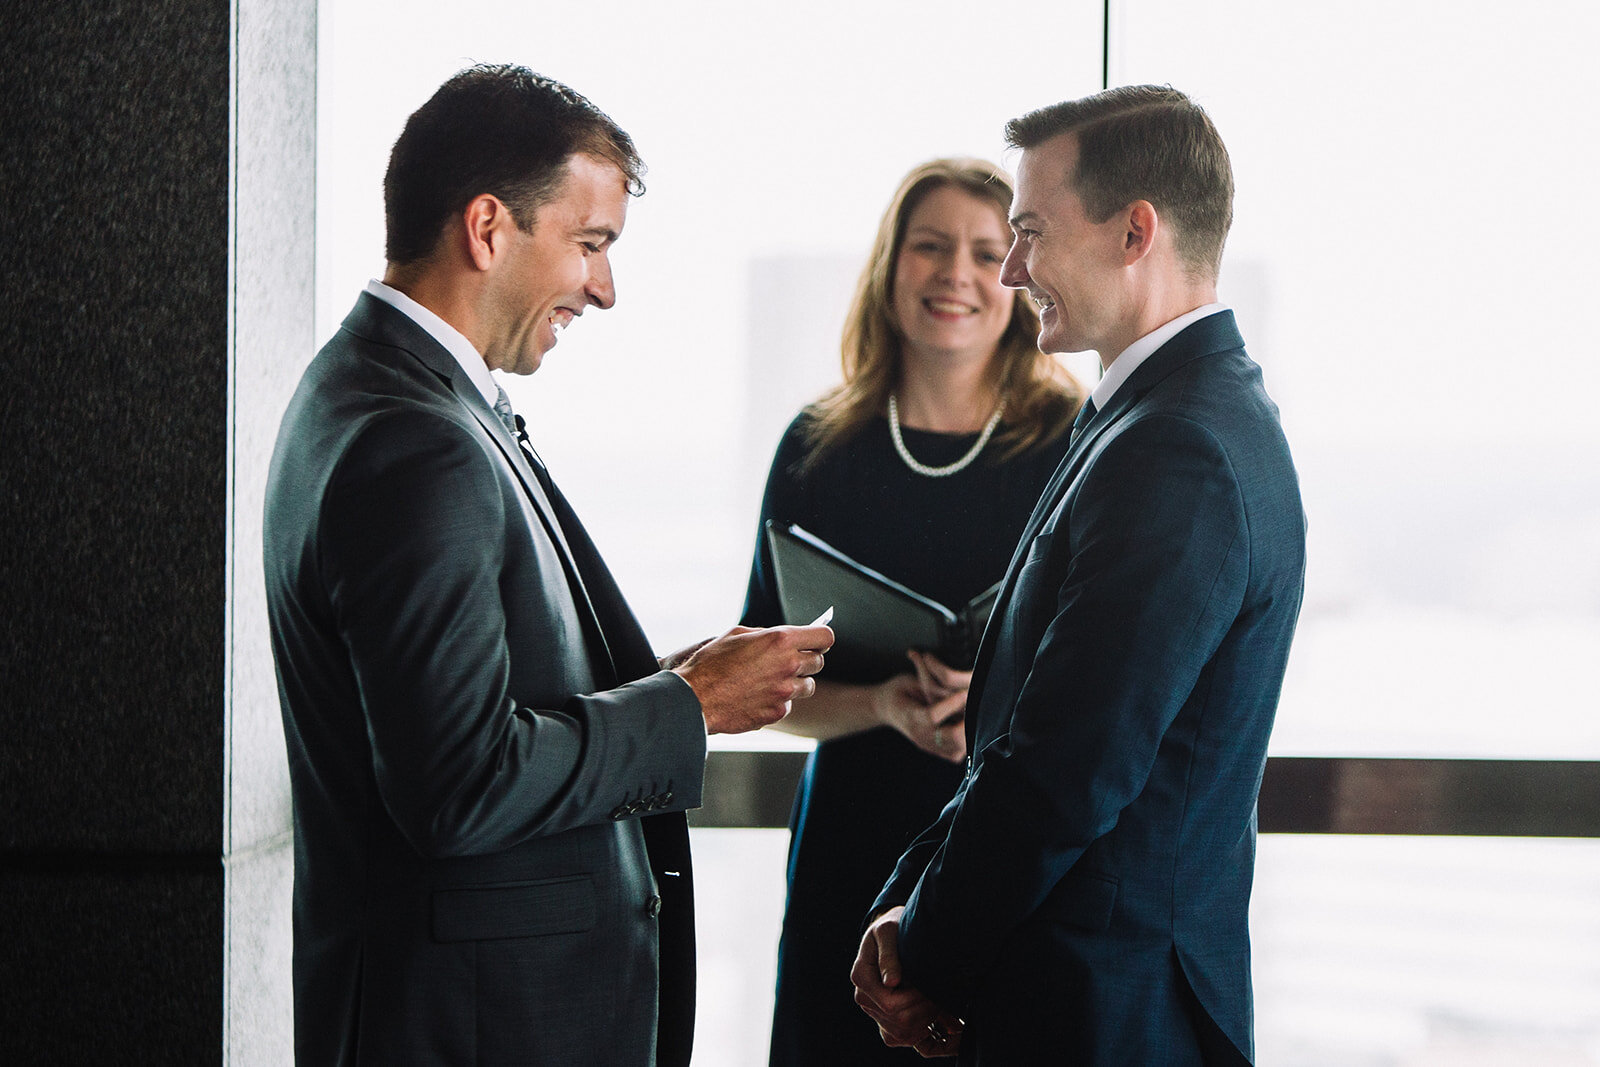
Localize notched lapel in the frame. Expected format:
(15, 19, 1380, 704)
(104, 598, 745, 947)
(461, 398, 573, 550)
(350, 293, 622, 688)
(964, 311, 1249, 704)
(459, 397, 622, 689)
(1025, 311, 1247, 551)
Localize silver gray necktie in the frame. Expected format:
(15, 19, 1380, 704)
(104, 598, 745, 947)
(494, 386, 547, 472)
(493, 386, 520, 438)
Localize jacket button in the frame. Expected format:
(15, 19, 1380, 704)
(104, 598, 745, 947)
(658, 791, 673, 806)
(646, 894, 663, 918)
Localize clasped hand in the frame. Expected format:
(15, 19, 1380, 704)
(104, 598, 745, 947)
(851, 906, 964, 1057)
(872, 650, 969, 763)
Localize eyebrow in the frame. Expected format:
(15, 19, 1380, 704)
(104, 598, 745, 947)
(905, 224, 1008, 243)
(1008, 211, 1042, 230)
(576, 226, 619, 245)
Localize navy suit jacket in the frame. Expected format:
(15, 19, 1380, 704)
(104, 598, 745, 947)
(264, 293, 706, 1065)
(872, 311, 1306, 1064)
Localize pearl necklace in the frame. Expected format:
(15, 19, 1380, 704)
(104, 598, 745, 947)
(887, 394, 1006, 478)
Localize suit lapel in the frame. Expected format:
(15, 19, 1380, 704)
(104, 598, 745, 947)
(963, 312, 1247, 710)
(457, 395, 624, 690)
(343, 294, 623, 687)
(534, 478, 664, 683)
(458, 398, 577, 557)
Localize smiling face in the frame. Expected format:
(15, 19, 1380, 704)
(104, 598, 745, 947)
(890, 183, 1017, 371)
(1001, 133, 1134, 359)
(483, 152, 630, 375)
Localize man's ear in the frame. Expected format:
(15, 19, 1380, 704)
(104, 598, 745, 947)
(462, 194, 515, 272)
(1123, 200, 1160, 265)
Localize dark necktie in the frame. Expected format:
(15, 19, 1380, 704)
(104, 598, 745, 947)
(1069, 398, 1098, 446)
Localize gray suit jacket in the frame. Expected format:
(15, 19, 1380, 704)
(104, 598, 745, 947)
(265, 293, 707, 1065)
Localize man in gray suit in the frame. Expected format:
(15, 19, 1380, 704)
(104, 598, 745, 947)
(264, 65, 832, 1066)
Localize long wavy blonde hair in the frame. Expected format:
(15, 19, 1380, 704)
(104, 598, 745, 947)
(802, 158, 1081, 467)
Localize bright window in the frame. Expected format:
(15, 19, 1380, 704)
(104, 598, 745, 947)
(318, 2, 1600, 1062)
(1113, 0, 1600, 760)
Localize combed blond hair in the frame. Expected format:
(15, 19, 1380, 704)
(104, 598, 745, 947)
(803, 158, 1081, 467)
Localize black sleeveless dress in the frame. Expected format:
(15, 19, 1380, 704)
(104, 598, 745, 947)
(742, 412, 1071, 1066)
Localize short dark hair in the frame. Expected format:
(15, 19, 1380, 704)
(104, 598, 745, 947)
(1005, 85, 1233, 279)
(383, 64, 645, 264)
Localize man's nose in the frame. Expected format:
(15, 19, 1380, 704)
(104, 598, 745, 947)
(587, 256, 616, 310)
(999, 241, 1028, 289)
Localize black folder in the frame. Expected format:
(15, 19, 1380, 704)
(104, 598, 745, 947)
(764, 521, 1001, 673)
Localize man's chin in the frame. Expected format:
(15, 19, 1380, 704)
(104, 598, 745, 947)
(1037, 325, 1098, 358)
(1035, 328, 1072, 356)
(513, 337, 556, 375)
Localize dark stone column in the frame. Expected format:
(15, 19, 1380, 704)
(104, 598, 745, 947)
(0, 0, 312, 1060)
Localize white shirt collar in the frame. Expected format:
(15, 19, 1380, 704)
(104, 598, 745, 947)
(1090, 303, 1228, 411)
(364, 279, 500, 408)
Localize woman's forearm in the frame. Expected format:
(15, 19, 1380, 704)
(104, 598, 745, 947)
(767, 678, 885, 741)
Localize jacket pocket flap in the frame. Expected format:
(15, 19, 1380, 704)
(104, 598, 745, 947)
(431, 875, 597, 942)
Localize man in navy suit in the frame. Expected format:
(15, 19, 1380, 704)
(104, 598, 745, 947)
(851, 86, 1305, 1063)
(265, 65, 831, 1065)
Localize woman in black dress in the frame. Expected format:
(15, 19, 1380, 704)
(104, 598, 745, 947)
(742, 158, 1084, 1065)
